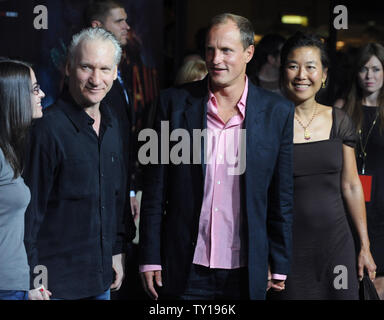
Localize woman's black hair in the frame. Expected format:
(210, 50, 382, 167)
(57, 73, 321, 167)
(279, 31, 329, 87)
(0, 60, 33, 178)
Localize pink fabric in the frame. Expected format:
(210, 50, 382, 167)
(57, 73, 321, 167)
(192, 77, 248, 269)
(139, 264, 162, 273)
(271, 274, 287, 280)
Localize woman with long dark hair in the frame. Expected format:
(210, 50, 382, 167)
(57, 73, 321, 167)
(342, 43, 384, 299)
(0, 60, 51, 300)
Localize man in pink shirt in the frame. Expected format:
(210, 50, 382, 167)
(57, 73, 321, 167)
(139, 13, 294, 300)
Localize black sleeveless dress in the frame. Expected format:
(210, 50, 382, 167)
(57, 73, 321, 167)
(269, 107, 359, 300)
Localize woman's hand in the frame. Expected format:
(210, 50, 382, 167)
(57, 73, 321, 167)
(28, 286, 52, 300)
(357, 247, 377, 281)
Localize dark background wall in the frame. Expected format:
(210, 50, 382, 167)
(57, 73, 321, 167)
(1, 0, 384, 103)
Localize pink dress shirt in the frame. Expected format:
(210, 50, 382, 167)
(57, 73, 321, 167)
(191, 80, 248, 269)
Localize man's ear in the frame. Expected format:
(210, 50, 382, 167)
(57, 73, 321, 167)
(113, 65, 118, 80)
(65, 61, 71, 77)
(91, 20, 103, 28)
(245, 44, 255, 63)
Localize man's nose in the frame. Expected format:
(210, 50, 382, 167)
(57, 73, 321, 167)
(123, 20, 130, 30)
(211, 50, 222, 65)
(89, 70, 101, 85)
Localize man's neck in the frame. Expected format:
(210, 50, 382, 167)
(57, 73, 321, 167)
(210, 77, 246, 110)
(84, 104, 101, 119)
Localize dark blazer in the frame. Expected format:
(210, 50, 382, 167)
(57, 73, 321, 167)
(104, 79, 137, 192)
(139, 78, 294, 300)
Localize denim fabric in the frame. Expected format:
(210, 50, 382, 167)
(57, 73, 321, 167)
(52, 289, 110, 300)
(0, 290, 28, 300)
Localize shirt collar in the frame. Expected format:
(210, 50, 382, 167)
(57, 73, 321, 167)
(59, 86, 113, 131)
(207, 76, 248, 118)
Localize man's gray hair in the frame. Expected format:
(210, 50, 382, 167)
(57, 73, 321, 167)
(68, 27, 122, 66)
(209, 13, 255, 49)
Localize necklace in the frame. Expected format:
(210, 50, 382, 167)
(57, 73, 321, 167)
(358, 111, 379, 174)
(294, 104, 318, 140)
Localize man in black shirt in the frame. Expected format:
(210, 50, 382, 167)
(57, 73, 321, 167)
(23, 27, 135, 300)
(84, 0, 140, 218)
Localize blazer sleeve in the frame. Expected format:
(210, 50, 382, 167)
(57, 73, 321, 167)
(267, 101, 294, 276)
(138, 91, 169, 266)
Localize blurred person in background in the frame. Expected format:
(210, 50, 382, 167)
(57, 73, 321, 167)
(342, 42, 384, 299)
(174, 58, 208, 85)
(247, 33, 285, 95)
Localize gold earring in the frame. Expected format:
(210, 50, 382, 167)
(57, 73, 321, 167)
(322, 79, 326, 88)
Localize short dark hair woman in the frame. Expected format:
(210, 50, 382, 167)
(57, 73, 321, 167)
(0, 60, 51, 300)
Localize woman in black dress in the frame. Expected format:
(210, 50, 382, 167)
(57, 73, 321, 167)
(269, 32, 376, 300)
(343, 43, 384, 299)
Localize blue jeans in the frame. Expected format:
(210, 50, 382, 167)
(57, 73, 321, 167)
(52, 289, 111, 300)
(0, 290, 28, 300)
(179, 264, 249, 300)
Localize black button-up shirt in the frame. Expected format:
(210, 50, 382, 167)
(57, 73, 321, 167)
(23, 90, 135, 299)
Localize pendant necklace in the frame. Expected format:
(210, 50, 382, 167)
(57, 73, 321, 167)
(294, 103, 318, 140)
(358, 111, 379, 174)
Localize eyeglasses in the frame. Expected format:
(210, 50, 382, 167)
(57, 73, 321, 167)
(32, 84, 41, 95)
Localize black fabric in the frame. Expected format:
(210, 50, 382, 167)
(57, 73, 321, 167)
(331, 106, 357, 148)
(104, 79, 138, 192)
(359, 274, 380, 300)
(23, 89, 135, 299)
(356, 106, 384, 275)
(269, 107, 359, 300)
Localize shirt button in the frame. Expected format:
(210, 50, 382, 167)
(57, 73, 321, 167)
(214, 208, 218, 212)
(217, 180, 221, 185)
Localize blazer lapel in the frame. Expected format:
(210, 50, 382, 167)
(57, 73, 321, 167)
(243, 83, 269, 185)
(184, 82, 208, 179)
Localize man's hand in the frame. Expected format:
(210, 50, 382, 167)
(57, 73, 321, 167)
(111, 253, 126, 291)
(140, 270, 162, 300)
(130, 196, 140, 221)
(266, 265, 286, 292)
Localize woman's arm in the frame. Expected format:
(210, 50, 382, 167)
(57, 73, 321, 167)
(341, 144, 376, 280)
